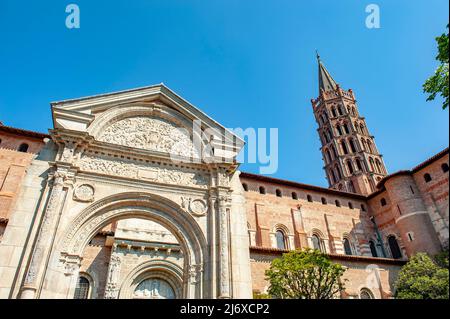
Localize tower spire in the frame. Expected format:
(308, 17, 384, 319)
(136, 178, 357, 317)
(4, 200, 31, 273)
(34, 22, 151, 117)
(317, 54, 338, 93)
(311, 55, 387, 195)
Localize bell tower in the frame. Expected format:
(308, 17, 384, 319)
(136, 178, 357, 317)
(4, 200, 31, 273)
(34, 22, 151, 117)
(311, 53, 387, 195)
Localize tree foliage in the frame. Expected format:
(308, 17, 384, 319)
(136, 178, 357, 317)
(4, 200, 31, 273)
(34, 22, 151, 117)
(423, 25, 449, 110)
(394, 252, 449, 299)
(265, 249, 346, 299)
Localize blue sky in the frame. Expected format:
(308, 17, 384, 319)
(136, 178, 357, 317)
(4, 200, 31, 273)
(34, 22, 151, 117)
(0, 0, 448, 187)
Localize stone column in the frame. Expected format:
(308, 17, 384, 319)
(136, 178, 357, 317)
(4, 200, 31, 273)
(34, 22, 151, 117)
(217, 195, 231, 299)
(20, 171, 68, 299)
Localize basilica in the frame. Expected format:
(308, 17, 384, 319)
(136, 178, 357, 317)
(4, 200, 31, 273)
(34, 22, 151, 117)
(0, 58, 448, 299)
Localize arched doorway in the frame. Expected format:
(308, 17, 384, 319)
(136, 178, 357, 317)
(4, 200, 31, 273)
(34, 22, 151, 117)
(387, 235, 402, 259)
(51, 192, 207, 299)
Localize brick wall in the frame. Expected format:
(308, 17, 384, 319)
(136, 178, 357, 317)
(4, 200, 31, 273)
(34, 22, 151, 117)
(249, 249, 403, 299)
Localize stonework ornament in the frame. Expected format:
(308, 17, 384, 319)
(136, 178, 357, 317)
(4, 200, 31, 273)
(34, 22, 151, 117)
(73, 184, 95, 202)
(189, 199, 207, 216)
(98, 116, 200, 158)
(104, 254, 121, 299)
(79, 154, 209, 188)
(181, 197, 208, 216)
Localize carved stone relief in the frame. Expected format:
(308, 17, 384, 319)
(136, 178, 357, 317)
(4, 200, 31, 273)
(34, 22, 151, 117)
(78, 154, 209, 188)
(98, 116, 200, 158)
(73, 184, 95, 202)
(181, 197, 208, 217)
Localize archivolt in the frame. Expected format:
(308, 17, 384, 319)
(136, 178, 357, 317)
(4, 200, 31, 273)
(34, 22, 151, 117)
(58, 192, 207, 267)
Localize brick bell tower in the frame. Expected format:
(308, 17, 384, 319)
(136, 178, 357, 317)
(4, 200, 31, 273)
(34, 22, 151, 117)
(311, 53, 387, 195)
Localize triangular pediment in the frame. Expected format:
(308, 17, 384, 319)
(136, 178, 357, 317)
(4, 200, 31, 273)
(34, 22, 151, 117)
(51, 84, 243, 161)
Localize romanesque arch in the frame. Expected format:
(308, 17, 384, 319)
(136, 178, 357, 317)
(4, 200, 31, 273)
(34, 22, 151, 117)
(57, 192, 207, 299)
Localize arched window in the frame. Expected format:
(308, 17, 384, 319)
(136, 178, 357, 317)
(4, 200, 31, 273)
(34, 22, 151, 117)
(338, 105, 344, 116)
(355, 158, 363, 171)
(331, 107, 337, 117)
(349, 139, 357, 153)
(360, 124, 365, 134)
(380, 198, 387, 206)
(369, 158, 375, 172)
(321, 197, 327, 205)
(361, 204, 366, 212)
(134, 278, 176, 299)
(335, 165, 342, 179)
(292, 192, 298, 200)
(367, 140, 373, 153)
(327, 129, 333, 140)
(361, 138, 367, 151)
(348, 202, 354, 209)
(341, 141, 348, 155)
(311, 234, 323, 252)
(275, 230, 287, 250)
(331, 145, 338, 158)
(375, 159, 383, 174)
(324, 149, 331, 163)
(335, 200, 341, 207)
(343, 123, 349, 134)
(74, 276, 90, 299)
(424, 173, 432, 183)
(326, 149, 332, 161)
(276, 189, 282, 197)
(336, 125, 343, 136)
(343, 238, 352, 255)
(360, 288, 374, 299)
(18, 143, 29, 153)
(242, 183, 249, 192)
(307, 194, 313, 202)
(388, 235, 402, 259)
(259, 186, 266, 194)
(329, 169, 337, 184)
(369, 241, 378, 257)
(442, 163, 449, 173)
(347, 161, 354, 174)
(352, 107, 356, 116)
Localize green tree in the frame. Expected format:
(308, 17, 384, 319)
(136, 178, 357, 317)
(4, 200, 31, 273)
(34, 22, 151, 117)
(265, 249, 346, 299)
(395, 252, 449, 299)
(423, 25, 449, 110)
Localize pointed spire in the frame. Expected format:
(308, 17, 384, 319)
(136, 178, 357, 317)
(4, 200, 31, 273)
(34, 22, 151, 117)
(317, 52, 338, 93)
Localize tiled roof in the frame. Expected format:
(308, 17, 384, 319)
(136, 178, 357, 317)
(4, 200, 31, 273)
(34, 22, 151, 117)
(240, 172, 367, 200)
(0, 123, 49, 140)
(372, 147, 449, 194)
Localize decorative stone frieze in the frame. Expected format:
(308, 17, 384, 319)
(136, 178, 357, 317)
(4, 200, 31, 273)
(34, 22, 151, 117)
(78, 154, 209, 188)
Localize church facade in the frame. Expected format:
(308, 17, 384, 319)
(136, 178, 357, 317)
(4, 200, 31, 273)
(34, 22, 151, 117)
(0, 59, 448, 299)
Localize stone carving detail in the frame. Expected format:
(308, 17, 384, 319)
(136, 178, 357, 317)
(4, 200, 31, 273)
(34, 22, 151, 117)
(190, 199, 207, 216)
(218, 207, 231, 298)
(189, 264, 204, 284)
(60, 142, 76, 163)
(63, 255, 81, 276)
(98, 116, 200, 158)
(73, 184, 95, 202)
(79, 154, 209, 188)
(104, 253, 122, 299)
(24, 172, 67, 286)
(181, 197, 208, 216)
